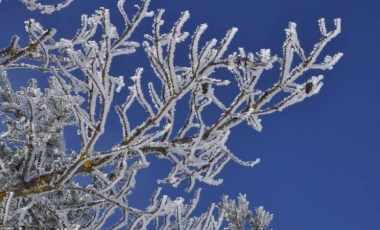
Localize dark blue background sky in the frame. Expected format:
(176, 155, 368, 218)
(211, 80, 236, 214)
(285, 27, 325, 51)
(1, 0, 379, 229)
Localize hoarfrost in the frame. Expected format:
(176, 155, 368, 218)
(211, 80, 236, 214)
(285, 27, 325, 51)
(0, 0, 341, 229)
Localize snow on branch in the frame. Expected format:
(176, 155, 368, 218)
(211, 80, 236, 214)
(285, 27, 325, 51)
(20, 0, 74, 14)
(220, 194, 273, 230)
(0, 0, 341, 228)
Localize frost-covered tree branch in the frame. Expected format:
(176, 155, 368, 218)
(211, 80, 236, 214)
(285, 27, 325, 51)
(0, 0, 341, 228)
(220, 194, 273, 230)
(20, 0, 74, 14)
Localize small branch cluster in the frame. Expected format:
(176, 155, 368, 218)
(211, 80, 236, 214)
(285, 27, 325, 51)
(0, 0, 341, 228)
(220, 194, 273, 230)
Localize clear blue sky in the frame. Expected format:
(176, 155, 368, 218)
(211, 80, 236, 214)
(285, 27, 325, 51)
(0, 0, 378, 229)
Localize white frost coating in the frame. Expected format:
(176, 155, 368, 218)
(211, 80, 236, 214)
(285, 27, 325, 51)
(131, 68, 155, 117)
(0, 159, 5, 173)
(214, 27, 238, 61)
(191, 23, 208, 71)
(312, 52, 343, 70)
(117, 0, 130, 26)
(259, 49, 271, 63)
(167, 11, 191, 94)
(148, 82, 163, 109)
(247, 114, 263, 132)
(20, 0, 74, 14)
(0, 130, 9, 139)
(2, 192, 14, 225)
(220, 194, 273, 229)
(318, 18, 328, 36)
(112, 75, 125, 93)
(0, 0, 341, 228)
